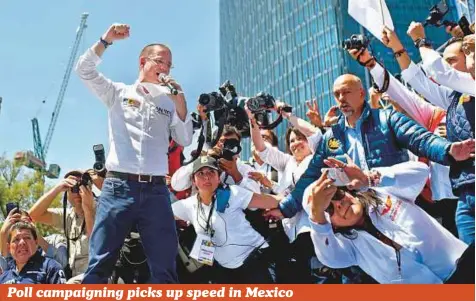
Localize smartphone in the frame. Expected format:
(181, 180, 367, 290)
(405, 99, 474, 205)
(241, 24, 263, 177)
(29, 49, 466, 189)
(322, 168, 351, 187)
(6, 202, 19, 216)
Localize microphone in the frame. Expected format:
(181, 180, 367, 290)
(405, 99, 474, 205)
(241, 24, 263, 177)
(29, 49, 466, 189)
(158, 73, 179, 95)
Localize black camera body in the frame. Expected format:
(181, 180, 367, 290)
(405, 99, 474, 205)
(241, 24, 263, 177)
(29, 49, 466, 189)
(221, 138, 242, 161)
(342, 34, 370, 50)
(199, 81, 251, 138)
(93, 144, 106, 178)
(424, 0, 450, 27)
(71, 172, 92, 194)
(247, 92, 276, 113)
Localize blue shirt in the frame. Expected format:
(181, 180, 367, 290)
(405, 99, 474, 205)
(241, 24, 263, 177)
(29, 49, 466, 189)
(344, 117, 369, 171)
(0, 251, 66, 284)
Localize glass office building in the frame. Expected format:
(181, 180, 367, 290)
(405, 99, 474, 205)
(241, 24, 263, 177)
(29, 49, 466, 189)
(220, 0, 459, 158)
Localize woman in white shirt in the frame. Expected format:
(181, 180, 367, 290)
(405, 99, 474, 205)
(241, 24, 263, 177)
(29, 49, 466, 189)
(305, 159, 472, 284)
(172, 155, 282, 284)
(247, 106, 327, 283)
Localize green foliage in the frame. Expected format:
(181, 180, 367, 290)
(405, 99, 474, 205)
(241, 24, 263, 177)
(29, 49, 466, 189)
(0, 154, 62, 236)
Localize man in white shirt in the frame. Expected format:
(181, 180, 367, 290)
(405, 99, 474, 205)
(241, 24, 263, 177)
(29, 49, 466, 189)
(75, 23, 193, 284)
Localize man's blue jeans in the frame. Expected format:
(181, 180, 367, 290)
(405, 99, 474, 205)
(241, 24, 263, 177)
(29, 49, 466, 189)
(456, 184, 475, 245)
(82, 177, 178, 284)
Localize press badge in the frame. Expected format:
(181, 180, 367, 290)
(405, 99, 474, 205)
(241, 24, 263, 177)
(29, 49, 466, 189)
(190, 233, 215, 266)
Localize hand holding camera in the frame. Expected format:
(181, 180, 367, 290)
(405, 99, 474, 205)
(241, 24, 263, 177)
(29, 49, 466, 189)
(55, 176, 78, 193)
(79, 185, 95, 210)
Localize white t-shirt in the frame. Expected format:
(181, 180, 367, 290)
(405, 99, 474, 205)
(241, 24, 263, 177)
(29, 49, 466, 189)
(258, 144, 314, 243)
(172, 185, 267, 269)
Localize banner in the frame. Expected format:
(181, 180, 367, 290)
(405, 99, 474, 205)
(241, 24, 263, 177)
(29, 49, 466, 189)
(0, 284, 474, 301)
(348, 0, 394, 42)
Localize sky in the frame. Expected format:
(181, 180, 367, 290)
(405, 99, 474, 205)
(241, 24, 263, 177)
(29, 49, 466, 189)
(0, 0, 219, 183)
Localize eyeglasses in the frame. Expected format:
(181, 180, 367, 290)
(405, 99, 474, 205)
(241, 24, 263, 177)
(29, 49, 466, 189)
(147, 57, 174, 69)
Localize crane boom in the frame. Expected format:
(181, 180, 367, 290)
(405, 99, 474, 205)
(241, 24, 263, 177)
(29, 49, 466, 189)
(42, 12, 89, 158)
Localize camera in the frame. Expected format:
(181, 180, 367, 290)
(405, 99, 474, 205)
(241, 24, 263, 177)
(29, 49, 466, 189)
(424, 0, 450, 27)
(342, 34, 370, 50)
(199, 81, 251, 138)
(221, 138, 242, 161)
(93, 144, 106, 178)
(247, 92, 276, 113)
(198, 92, 226, 112)
(71, 172, 92, 194)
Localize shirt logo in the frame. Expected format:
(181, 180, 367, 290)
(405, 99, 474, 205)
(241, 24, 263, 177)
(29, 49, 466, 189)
(380, 195, 392, 216)
(155, 106, 172, 117)
(327, 138, 341, 152)
(122, 98, 141, 108)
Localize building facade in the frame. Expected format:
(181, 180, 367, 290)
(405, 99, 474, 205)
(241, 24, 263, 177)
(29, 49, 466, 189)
(219, 0, 459, 158)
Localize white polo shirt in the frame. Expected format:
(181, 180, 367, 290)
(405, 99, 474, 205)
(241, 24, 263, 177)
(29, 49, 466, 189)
(75, 48, 193, 176)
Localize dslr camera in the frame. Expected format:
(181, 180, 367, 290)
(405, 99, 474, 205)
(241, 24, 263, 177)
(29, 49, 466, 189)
(246, 92, 276, 113)
(71, 172, 93, 194)
(221, 138, 242, 161)
(93, 144, 107, 178)
(342, 34, 370, 50)
(198, 81, 251, 138)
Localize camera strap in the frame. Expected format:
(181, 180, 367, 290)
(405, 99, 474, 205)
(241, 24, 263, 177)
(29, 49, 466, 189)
(374, 63, 390, 94)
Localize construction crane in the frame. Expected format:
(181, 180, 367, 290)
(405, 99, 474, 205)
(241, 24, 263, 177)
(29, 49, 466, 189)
(15, 13, 89, 179)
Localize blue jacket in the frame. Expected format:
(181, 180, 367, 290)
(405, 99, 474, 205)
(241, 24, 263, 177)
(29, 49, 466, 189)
(446, 92, 474, 193)
(0, 251, 66, 284)
(279, 103, 453, 218)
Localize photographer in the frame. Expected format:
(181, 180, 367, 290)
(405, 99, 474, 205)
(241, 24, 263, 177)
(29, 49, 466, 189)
(0, 221, 66, 284)
(247, 105, 330, 283)
(407, 21, 475, 95)
(375, 26, 474, 244)
(28, 170, 96, 284)
(172, 155, 282, 283)
(172, 125, 261, 194)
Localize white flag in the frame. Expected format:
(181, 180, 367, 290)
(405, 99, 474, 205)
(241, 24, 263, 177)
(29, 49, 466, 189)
(348, 0, 394, 42)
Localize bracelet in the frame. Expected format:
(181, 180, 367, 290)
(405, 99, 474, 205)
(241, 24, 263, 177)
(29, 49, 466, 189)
(393, 48, 406, 58)
(367, 171, 372, 188)
(99, 37, 113, 48)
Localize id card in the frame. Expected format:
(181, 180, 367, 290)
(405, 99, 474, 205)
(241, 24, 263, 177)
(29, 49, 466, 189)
(190, 233, 216, 266)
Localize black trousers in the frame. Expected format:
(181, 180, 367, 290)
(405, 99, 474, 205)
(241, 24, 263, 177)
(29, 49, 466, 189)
(212, 247, 275, 284)
(444, 243, 475, 284)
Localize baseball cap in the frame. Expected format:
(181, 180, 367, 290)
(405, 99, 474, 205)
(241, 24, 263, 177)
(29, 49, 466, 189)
(192, 156, 219, 174)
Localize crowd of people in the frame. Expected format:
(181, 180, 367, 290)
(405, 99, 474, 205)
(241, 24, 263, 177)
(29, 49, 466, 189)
(0, 18, 474, 285)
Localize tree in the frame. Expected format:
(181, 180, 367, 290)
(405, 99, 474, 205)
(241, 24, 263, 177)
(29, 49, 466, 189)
(0, 154, 61, 236)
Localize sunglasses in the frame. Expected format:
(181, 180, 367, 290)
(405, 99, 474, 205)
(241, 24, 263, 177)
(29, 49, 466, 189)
(325, 189, 347, 217)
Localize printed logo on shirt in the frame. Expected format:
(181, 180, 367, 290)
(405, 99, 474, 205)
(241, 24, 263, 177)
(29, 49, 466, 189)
(327, 138, 341, 152)
(380, 195, 392, 216)
(155, 106, 172, 118)
(122, 98, 141, 108)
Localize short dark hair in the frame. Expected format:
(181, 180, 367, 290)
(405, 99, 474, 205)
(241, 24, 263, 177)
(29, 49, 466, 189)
(285, 127, 306, 154)
(222, 125, 242, 141)
(262, 129, 279, 147)
(140, 43, 171, 58)
(8, 222, 37, 243)
(446, 37, 464, 49)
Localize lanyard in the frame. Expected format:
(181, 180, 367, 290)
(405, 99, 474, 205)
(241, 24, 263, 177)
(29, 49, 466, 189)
(197, 194, 216, 238)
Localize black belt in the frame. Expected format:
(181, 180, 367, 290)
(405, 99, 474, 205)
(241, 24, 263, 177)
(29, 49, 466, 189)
(106, 171, 166, 184)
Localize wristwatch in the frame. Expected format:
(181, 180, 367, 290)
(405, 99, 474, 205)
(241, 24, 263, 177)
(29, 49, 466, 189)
(99, 37, 113, 48)
(414, 38, 432, 49)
